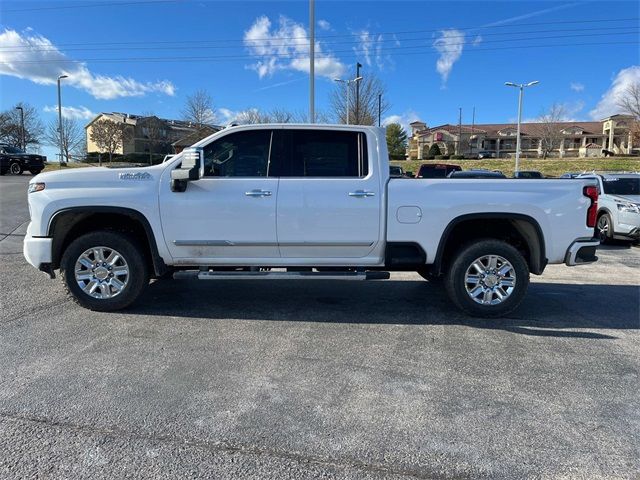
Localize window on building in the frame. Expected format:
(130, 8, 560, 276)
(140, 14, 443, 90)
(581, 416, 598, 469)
(284, 130, 368, 177)
(202, 130, 272, 177)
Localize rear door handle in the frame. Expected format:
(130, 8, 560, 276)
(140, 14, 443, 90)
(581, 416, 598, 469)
(245, 189, 272, 197)
(348, 190, 375, 197)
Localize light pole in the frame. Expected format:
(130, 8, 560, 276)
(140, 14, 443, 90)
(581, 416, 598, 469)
(309, 0, 315, 123)
(334, 76, 362, 125)
(57, 75, 68, 164)
(15, 106, 24, 151)
(505, 80, 539, 172)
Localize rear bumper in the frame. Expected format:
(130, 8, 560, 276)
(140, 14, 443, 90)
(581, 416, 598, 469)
(565, 238, 599, 266)
(23, 235, 53, 269)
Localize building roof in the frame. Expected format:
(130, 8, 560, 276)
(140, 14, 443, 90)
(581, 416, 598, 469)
(414, 120, 607, 137)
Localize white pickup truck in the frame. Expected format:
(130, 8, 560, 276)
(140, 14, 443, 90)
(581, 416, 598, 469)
(24, 124, 600, 317)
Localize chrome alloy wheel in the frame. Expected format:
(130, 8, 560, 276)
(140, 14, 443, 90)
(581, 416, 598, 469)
(464, 255, 516, 305)
(597, 215, 609, 242)
(74, 246, 129, 299)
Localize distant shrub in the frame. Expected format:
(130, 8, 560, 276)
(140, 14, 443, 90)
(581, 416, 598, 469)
(434, 155, 450, 160)
(428, 144, 441, 157)
(450, 155, 465, 160)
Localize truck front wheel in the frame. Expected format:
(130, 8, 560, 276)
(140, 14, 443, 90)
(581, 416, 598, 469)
(444, 239, 529, 318)
(60, 231, 149, 311)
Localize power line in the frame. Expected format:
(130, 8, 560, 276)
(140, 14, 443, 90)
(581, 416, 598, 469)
(6, 40, 638, 65)
(1, 26, 637, 53)
(0, 16, 636, 48)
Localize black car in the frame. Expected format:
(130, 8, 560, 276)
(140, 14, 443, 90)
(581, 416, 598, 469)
(0, 144, 46, 175)
(514, 170, 544, 179)
(416, 163, 462, 178)
(448, 169, 507, 179)
(476, 151, 496, 159)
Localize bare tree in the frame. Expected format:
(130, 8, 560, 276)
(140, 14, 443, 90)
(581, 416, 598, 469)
(44, 117, 84, 163)
(182, 89, 215, 127)
(89, 119, 132, 163)
(0, 103, 44, 151)
(617, 81, 640, 143)
(329, 75, 390, 125)
(534, 103, 566, 159)
(140, 114, 170, 164)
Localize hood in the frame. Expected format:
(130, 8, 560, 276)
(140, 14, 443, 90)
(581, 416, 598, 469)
(32, 164, 165, 186)
(610, 194, 640, 204)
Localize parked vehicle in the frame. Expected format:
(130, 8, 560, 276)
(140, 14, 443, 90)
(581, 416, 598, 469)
(448, 170, 507, 179)
(577, 173, 640, 243)
(514, 171, 544, 179)
(477, 151, 496, 159)
(389, 165, 406, 178)
(416, 163, 462, 178)
(560, 172, 582, 179)
(24, 125, 599, 317)
(0, 144, 46, 175)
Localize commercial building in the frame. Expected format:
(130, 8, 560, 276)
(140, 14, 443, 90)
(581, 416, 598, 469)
(408, 114, 636, 159)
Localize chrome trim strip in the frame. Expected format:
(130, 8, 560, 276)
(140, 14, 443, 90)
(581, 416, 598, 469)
(173, 240, 375, 247)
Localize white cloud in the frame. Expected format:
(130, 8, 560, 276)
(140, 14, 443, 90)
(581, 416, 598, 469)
(433, 29, 465, 85)
(243, 15, 345, 80)
(589, 66, 640, 119)
(472, 35, 482, 46)
(317, 19, 331, 31)
(382, 110, 420, 132)
(43, 105, 95, 120)
(352, 30, 395, 70)
(570, 82, 585, 92)
(0, 28, 175, 99)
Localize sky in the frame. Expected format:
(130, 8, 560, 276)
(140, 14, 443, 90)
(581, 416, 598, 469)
(0, 0, 639, 160)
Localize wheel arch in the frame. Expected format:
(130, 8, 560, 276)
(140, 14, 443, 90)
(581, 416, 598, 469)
(48, 206, 167, 277)
(433, 213, 547, 276)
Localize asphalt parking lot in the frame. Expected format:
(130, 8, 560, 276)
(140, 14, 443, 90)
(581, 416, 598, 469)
(1, 174, 639, 479)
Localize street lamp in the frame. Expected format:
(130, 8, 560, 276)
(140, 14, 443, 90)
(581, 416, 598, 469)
(334, 76, 362, 125)
(57, 75, 68, 164)
(15, 106, 24, 151)
(505, 80, 539, 172)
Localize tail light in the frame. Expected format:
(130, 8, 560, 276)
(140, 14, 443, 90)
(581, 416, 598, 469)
(583, 185, 598, 228)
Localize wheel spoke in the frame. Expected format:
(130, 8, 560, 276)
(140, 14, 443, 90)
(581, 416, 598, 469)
(466, 274, 481, 284)
(99, 283, 109, 298)
(498, 264, 513, 277)
(487, 255, 498, 270)
(500, 278, 515, 287)
(106, 252, 120, 266)
(93, 248, 104, 262)
(112, 267, 128, 276)
(494, 288, 506, 300)
(110, 278, 124, 292)
(471, 261, 485, 274)
(75, 271, 93, 281)
(83, 280, 98, 294)
(469, 285, 484, 298)
(78, 257, 93, 269)
(482, 289, 493, 304)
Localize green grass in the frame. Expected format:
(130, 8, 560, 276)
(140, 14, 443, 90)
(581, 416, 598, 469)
(43, 162, 95, 172)
(392, 157, 640, 178)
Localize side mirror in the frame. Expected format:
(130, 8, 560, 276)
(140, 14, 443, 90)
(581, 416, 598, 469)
(171, 147, 204, 192)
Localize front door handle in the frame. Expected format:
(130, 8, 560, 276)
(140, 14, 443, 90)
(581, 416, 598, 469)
(348, 190, 376, 197)
(245, 189, 272, 197)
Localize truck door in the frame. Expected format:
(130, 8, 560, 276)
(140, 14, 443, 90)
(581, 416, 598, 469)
(159, 128, 280, 262)
(275, 128, 382, 259)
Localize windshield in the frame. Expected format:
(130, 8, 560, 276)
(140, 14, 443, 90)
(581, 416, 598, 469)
(602, 177, 640, 196)
(3, 146, 25, 154)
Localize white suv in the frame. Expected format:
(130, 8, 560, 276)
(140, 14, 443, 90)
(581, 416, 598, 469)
(578, 173, 640, 243)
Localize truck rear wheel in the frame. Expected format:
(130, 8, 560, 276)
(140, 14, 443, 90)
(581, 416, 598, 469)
(60, 230, 149, 311)
(444, 239, 529, 318)
(9, 162, 22, 175)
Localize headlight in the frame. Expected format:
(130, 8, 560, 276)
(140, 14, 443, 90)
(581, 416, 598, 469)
(616, 202, 640, 214)
(28, 182, 45, 193)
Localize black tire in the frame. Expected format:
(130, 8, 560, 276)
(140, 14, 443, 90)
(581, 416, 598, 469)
(29, 169, 43, 175)
(596, 213, 613, 244)
(60, 230, 149, 311)
(9, 162, 22, 175)
(444, 239, 529, 318)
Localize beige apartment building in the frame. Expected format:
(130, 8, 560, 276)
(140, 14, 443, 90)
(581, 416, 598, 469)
(85, 113, 220, 156)
(408, 114, 637, 160)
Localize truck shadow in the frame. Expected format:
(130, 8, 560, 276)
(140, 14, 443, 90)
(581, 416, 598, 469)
(128, 279, 639, 339)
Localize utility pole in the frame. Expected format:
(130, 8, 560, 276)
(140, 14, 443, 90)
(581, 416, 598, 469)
(505, 80, 539, 172)
(15, 106, 24, 151)
(309, 0, 315, 123)
(470, 106, 475, 155)
(355, 62, 362, 124)
(57, 74, 68, 165)
(378, 93, 382, 127)
(457, 107, 462, 155)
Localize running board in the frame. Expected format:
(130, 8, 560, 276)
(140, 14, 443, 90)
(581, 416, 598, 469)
(173, 270, 390, 281)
